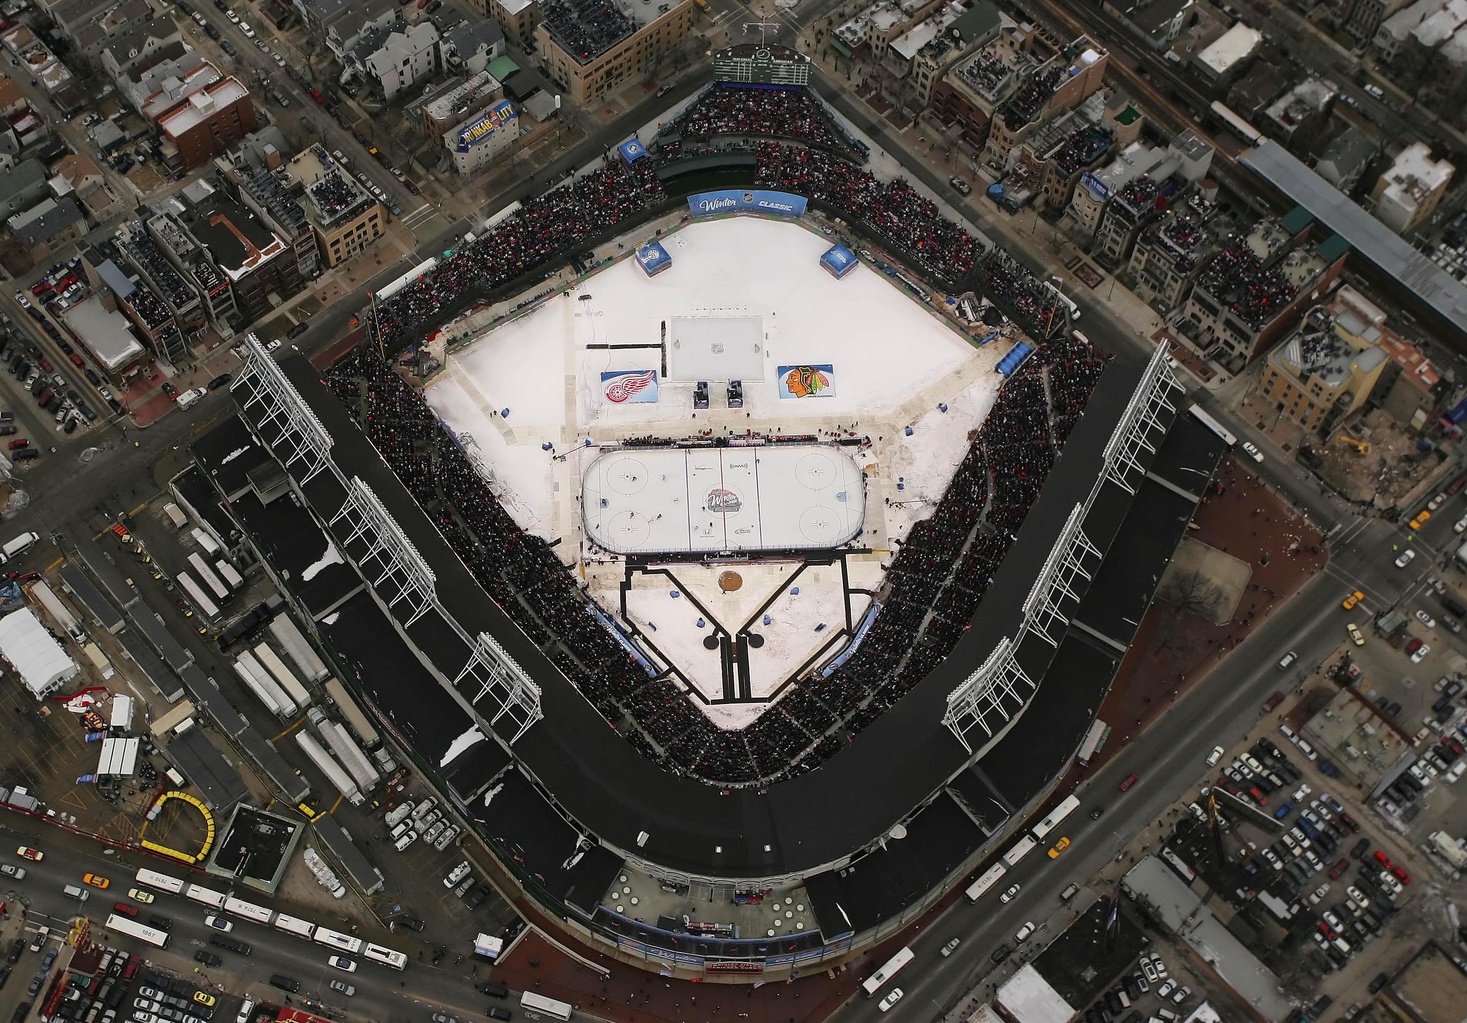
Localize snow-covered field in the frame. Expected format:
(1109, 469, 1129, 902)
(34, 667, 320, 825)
(423, 214, 1014, 729)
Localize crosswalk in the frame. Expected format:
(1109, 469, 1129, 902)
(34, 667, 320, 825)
(399, 203, 440, 231)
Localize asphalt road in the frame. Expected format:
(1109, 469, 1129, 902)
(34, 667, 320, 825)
(0, 826, 500, 1023)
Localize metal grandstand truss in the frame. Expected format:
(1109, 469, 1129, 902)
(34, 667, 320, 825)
(1020, 504, 1098, 648)
(1101, 344, 1180, 494)
(453, 632, 543, 744)
(330, 476, 437, 628)
(943, 637, 1034, 752)
(233, 336, 335, 484)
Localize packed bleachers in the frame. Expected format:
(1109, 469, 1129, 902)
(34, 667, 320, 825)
(656, 84, 868, 159)
(754, 143, 982, 285)
(323, 329, 1108, 788)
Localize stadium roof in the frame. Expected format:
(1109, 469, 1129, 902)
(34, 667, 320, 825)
(230, 354, 1174, 879)
(1241, 141, 1467, 342)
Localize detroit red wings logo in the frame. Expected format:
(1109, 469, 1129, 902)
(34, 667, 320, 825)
(603, 370, 657, 403)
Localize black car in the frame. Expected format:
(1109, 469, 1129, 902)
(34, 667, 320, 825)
(148, 916, 173, 932)
(1368, 973, 1390, 994)
(204, 23, 219, 39)
(392, 914, 425, 932)
(287, 321, 309, 339)
(5, 941, 22, 964)
(84, 369, 100, 385)
(464, 884, 491, 910)
(209, 936, 251, 955)
(193, 951, 221, 967)
(220, 39, 236, 56)
(207, 373, 232, 390)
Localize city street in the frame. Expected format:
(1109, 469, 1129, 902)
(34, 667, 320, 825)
(0, 826, 497, 1023)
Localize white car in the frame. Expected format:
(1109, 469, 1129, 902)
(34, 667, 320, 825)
(226, 10, 239, 22)
(1206, 746, 1224, 766)
(0, 863, 25, 880)
(1014, 922, 1036, 942)
(1241, 441, 1264, 463)
(328, 956, 357, 972)
(1411, 643, 1430, 663)
(1141, 959, 1158, 983)
(128, 887, 155, 904)
(1397, 549, 1417, 568)
(443, 861, 471, 887)
(1455, 515, 1467, 533)
(204, 915, 232, 932)
(1149, 953, 1167, 979)
(1000, 883, 1021, 904)
(940, 938, 961, 957)
(1309, 883, 1329, 905)
(1416, 610, 1436, 628)
(878, 988, 903, 1012)
(1158, 980, 1176, 1000)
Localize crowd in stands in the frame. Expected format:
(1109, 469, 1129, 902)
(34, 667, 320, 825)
(324, 81, 1110, 787)
(755, 143, 982, 286)
(324, 332, 1108, 788)
(367, 160, 666, 352)
(981, 252, 1067, 340)
(657, 84, 868, 159)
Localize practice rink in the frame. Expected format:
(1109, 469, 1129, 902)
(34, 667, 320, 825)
(583, 445, 865, 555)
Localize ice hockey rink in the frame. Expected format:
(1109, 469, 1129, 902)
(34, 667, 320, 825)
(582, 444, 866, 555)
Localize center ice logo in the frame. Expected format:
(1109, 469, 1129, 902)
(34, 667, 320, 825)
(706, 487, 743, 514)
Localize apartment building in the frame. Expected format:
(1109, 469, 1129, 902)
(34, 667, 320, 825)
(1089, 129, 1212, 266)
(158, 77, 257, 171)
(1257, 302, 1387, 434)
(1127, 193, 1229, 311)
(536, 0, 694, 106)
(979, 35, 1108, 174)
(929, 17, 1036, 153)
(1370, 142, 1455, 235)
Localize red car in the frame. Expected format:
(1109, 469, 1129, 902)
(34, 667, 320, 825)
(30, 281, 51, 296)
(310, 88, 325, 103)
(1263, 691, 1284, 712)
(1318, 921, 1336, 940)
(69, 353, 83, 368)
(1374, 851, 1391, 867)
(1119, 773, 1139, 792)
(1391, 865, 1410, 883)
(57, 274, 77, 291)
(1247, 786, 1267, 805)
(7, 438, 28, 451)
(1329, 858, 1348, 879)
(112, 902, 137, 917)
(1406, 637, 1424, 655)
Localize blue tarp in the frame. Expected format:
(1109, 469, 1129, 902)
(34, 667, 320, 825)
(997, 342, 1035, 377)
(1445, 397, 1467, 425)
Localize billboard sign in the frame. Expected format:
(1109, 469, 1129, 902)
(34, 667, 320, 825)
(777, 364, 835, 399)
(456, 101, 516, 152)
(687, 189, 808, 218)
(601, 370, 660, 404)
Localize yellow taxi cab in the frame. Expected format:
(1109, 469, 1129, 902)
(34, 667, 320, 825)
(1048, 837, 1071, 859)
(192, 992, 217, 1007)
(82, 873, 110, 889)
(1342, 590, 1363, 611)
(1410, 510, 1431, 529)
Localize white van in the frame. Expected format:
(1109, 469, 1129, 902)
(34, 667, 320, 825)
(235, 1000, 255, 1023)
(62, 884, 90, 901)
(0, 530, 40, 562)
(177, 388, 207, 409)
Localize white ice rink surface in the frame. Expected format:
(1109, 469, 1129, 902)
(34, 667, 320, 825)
(582, 445, 865, 555)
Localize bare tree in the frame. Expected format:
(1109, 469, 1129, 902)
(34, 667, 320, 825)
(1159, 569, 1226, 622)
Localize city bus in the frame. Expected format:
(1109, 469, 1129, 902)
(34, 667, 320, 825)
(107, 914, 169, 949)
(133, 867, 185, 895)
(312, 925, 364, 955)
(1187, 405, 1237, 446)
(1030, 795, 1081, 840)
(861, 946, 914, 998)
(964, 862, 1007, 903)
(1002, 835, 1039, 866)
(519, 991, 573, 1020)
(362, 942, 408, 970)
(272, 913, 314, 938)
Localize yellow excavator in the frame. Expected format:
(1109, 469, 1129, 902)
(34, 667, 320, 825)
(1335, 434, 1371, 455)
